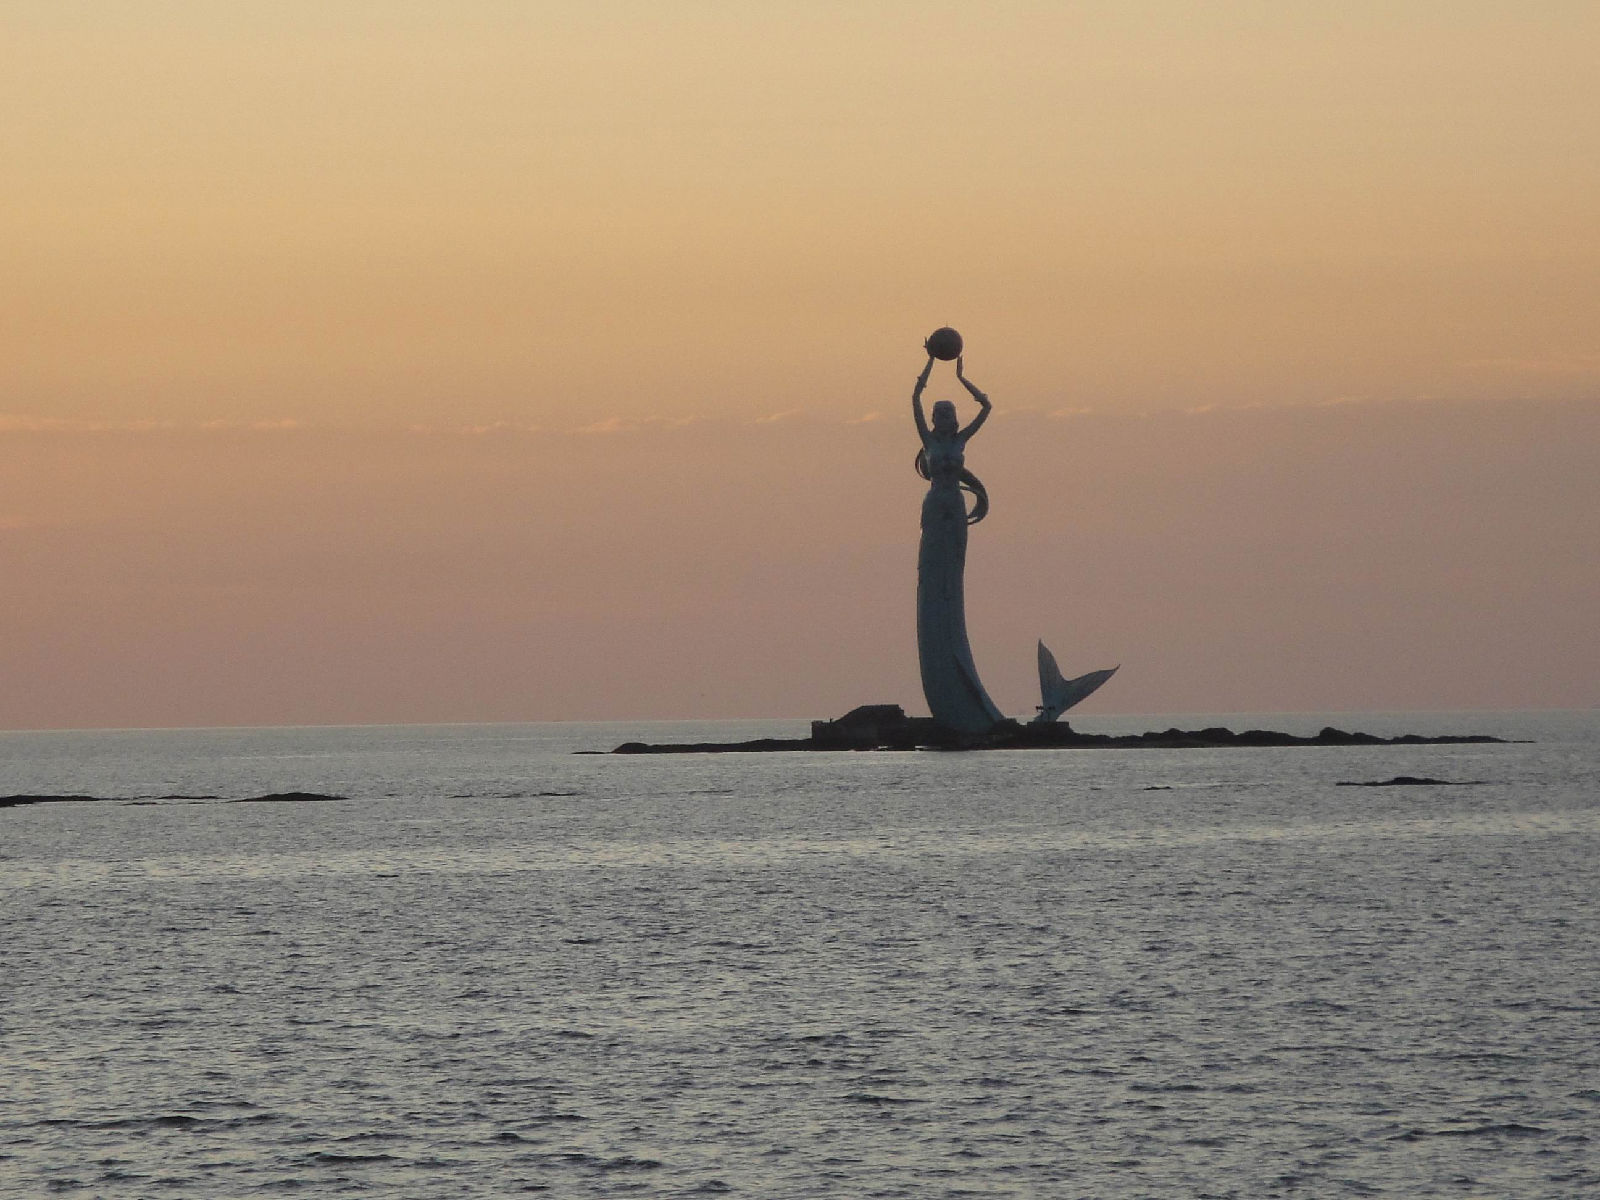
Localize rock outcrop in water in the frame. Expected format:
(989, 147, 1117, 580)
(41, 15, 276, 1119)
(1336, 776, 1484, 787)
(227, 792, 344, 803)
(609, 705, 1509, 754)
(2, 791, 345, 808)
(0, 794, 104, 808)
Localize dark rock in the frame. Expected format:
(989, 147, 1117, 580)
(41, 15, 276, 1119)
(614, 738, 811, 754)
(812, 704, 911, 748)
(0, 794, 106, 808)
(1336, 776, 1482, 787)
(1235, 729, 1300, 746)
(229, 791, 345, 803)
(1314, 727, 1385, 745)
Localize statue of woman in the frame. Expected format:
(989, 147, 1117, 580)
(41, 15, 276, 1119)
(912, 349, 1005, 734)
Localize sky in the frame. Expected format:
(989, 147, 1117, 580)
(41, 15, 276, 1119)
(3, 2, 1597, 728)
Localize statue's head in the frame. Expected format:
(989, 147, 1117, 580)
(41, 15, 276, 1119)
(931, 400, 958, 434)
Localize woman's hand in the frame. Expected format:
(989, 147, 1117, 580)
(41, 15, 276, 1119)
(914, 353, 935, 395)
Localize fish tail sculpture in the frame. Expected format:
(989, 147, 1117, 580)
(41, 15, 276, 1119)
(1032, 641, 1119, 725)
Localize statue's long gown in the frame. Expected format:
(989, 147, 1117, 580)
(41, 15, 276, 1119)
(917, 437, 1004, 734)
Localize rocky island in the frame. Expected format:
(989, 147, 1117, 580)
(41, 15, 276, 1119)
(609, 704, 1509, 754)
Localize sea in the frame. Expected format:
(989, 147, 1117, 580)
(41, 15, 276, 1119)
(3, 710, 1597, 1198)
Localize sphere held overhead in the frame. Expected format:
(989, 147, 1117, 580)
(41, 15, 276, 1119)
(924, 327, 963, 360)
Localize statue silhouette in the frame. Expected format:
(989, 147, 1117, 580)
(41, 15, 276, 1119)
(912, 350, 1005, 734)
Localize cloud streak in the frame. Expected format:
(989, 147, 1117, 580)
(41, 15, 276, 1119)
(4, 393, 1594, 443)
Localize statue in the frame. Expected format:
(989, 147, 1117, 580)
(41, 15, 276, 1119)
(912, 331, 1117, 733)
(912, 347, 1006, 733)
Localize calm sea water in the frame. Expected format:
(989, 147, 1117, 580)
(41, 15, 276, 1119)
(3, 711, 1597, 1198)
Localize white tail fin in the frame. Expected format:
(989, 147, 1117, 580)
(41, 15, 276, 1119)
(1033, 641, 1118, 724)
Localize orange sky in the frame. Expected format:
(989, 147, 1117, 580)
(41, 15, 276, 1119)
(3, 4, 1597, 727)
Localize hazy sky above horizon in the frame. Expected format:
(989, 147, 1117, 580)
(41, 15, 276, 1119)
(4, 3, 1597, 727)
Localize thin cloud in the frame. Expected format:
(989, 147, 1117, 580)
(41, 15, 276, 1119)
(1177, 394, 1470, 416)
(0, 414, 172, 433)
(574, 416, 633, 435)
(1463, 354, 1600, 376)
(460, 421, 543, 435)
(0, 414, 312, 434)
(572, 415, 702, 435)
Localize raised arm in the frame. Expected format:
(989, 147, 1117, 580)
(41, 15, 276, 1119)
(912, 353, 934, 443)
(954, 356, 992, 440)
